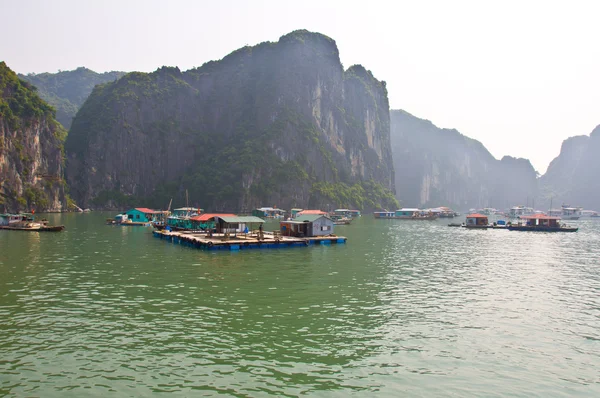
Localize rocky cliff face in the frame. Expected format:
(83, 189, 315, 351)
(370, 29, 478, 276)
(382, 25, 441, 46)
(66, 30, 397, 211)
(539, 125, 600, 209)
(19, 68, 125, 130)
(0, 62, 67, 212)
(390, 109, 538, 209)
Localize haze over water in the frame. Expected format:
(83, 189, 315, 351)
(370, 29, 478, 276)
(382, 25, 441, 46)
(1, 213, 599, 396)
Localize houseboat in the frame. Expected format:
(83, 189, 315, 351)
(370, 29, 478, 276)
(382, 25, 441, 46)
(507, 214, 578, 232)
(464, 213, 489, 229)
(331, 209, 353, 225)
(374, 208, 437, 220)
(252, 207, 286, 219)
(348, 210, 361, 217)
(0, 213, 64, 231)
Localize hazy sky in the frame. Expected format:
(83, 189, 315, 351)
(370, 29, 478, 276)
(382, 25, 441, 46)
(2, 0, 599, 173)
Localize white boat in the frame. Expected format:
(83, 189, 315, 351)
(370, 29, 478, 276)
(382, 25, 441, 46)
(508, 206, 535, 219)
(561, 205, 582, 220)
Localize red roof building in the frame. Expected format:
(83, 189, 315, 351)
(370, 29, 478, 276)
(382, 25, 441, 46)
(465, 213, 489, 226)
(190, 213, 235, 222)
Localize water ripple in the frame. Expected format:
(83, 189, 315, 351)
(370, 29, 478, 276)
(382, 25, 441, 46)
(1, 214, 599, 396)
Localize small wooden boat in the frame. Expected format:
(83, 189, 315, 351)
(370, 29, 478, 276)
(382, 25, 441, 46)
(332, 216, 353, 225)
(463, 224, 490, 229)
(448, 223, 463, 227)
(0, 214, 64, 232)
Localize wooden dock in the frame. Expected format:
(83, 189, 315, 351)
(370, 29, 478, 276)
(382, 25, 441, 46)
(152, 230, 347, 251)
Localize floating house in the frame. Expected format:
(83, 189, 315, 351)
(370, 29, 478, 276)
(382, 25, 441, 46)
(125, 208, 164, 223)
(213, 215, 265, 234)
(348, 210, 361, 217)
(374, 211, 395, 218)
(108, 208, 166, 225)
(428, 206, 456, 218)
(252, 207, 286, 219)
(291, 208, 303, 218)
(465, 213, 489, 228)
(280, 214, 335, 237)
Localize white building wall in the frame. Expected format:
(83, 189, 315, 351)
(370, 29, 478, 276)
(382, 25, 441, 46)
(311, 217, 334, 236)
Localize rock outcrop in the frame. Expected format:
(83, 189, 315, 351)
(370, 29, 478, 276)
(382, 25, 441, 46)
(390, 109, 538, 209)
(539, 125, 600, 209)
(65, 30, 397, 211)
(0, 62, 67, 212)
(19, 67, 125, 130)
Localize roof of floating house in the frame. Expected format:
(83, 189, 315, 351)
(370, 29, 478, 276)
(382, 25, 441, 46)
(520, 214, 561, 220)
(218, 216, 265, 224)
(398, 208, 420, 212)
(297, 210, 327, 216)
(466, 213, 488, 218)
(190, 213, 235, 222)
(295, 214, 332, 222)
(133, 207, 161, 214)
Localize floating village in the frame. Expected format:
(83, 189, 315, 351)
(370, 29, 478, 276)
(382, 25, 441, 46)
(1, 203, 597, 248)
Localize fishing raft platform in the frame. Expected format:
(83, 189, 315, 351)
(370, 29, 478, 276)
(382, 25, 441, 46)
(153, 230, 347, 251)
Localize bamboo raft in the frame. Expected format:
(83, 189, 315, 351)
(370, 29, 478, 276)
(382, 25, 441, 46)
(153, 230, 347, 251)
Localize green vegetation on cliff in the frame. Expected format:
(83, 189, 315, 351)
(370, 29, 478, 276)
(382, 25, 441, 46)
(0, 62, 67, 211)
(19, 67, 126, 130)
(1, 62, 56, 130)
(66, 30, 397, 211)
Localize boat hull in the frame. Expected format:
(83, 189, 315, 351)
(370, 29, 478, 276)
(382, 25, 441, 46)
(507, 226, 578, 232)
(0, 225, 65, 232)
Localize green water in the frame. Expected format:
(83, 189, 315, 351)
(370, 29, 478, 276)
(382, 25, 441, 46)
(1, 213, 599, 397)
